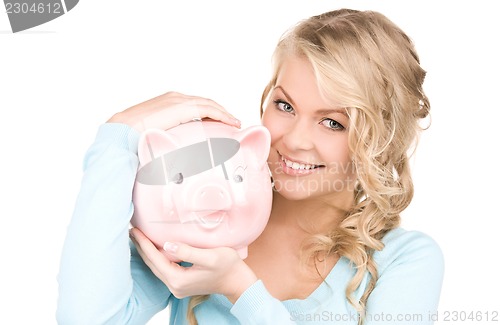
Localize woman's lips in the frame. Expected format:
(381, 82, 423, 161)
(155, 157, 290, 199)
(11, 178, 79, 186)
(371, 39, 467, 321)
(278, 153, 324, 176)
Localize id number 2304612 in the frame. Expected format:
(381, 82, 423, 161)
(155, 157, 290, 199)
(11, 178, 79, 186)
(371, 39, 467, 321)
(5, 2, 62, 14)
(442, 310, 498, 322)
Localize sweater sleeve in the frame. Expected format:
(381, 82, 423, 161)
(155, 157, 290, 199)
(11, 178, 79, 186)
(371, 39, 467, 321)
(230, 280, 297, 324)
(364, 230, 445, 324)
(56, 123, 171, 325)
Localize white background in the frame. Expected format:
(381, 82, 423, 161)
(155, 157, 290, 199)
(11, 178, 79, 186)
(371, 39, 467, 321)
(1, 1, 499, 324)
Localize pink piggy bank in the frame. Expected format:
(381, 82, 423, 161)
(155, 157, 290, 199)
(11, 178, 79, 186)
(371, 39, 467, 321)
(131, 120, 272, 260)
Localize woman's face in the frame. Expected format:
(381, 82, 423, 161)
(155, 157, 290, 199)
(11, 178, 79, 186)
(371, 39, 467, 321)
(262, 56, 356, 202)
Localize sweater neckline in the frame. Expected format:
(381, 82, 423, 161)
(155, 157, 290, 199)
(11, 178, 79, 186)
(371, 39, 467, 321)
(281, 256, 352, 312)
(212, 255, 353, 314)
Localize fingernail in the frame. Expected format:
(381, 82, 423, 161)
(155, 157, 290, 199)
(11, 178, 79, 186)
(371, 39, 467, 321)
(163, 242, 178, 254)
(232, 118, 241, 127)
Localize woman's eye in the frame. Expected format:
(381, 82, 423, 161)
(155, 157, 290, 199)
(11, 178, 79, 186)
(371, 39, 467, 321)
(320, 118, 344, 131)
(274, 100, 294, 113)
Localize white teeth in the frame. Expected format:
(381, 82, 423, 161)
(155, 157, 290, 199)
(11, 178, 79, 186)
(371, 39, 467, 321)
(282, 157, 317, 170)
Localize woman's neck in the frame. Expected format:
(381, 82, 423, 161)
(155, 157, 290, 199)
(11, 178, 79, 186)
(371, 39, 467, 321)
(268, 191, 353, 236)
(247, 191, 350, 284)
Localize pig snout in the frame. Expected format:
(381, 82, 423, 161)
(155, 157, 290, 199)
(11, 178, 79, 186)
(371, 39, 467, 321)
(193, 184, 232, 211)
(184, 183, 232, 229)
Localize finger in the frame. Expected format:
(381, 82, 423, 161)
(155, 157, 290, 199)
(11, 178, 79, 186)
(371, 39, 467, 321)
(183, 96, 230, 114)
(156, 93, 238, 123)
(130, 228, 165, 261)
(124, 92, 220, 117)
(166, 92, 230, 113)
(151, 92, 230, 116)
(164, 97, 239, 123)
(131, 238, 156, 271)
(130, 228, 178, 276)
(129, 230, 162, 276)
(142, 103, 241, 130)
(182, 103, 241, 127)
(163, 242, 229, 268)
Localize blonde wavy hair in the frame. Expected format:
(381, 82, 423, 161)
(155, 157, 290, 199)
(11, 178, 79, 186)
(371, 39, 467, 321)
(187, 8, 430, 324)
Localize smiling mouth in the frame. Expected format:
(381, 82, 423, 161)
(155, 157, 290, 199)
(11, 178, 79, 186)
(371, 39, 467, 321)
(194, 210, 226, 229)
(280, 154, 324, 171)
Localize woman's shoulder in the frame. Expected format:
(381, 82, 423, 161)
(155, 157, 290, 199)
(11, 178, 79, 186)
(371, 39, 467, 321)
(374, 227, 444, 275)
(381, 227, 441, 250)
(93, 123, 140, 148)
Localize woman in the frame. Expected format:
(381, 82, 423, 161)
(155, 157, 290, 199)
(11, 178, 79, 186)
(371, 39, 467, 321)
(57, 8, 443, 325)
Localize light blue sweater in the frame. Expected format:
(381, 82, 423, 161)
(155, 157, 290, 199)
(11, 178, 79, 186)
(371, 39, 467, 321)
(56, 123, 444, 325)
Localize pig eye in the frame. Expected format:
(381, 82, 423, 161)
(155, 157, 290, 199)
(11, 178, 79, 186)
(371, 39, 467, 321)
(233, 166, 246, 183)
(173, 173, 184, 184)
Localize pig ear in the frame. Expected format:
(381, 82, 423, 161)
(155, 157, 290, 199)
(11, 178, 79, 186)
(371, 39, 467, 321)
(137, 129, 180, 164)
(235, 125, 271, 165)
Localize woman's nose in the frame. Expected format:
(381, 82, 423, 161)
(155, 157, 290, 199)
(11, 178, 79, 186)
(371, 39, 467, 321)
(282, 119, 314, 152)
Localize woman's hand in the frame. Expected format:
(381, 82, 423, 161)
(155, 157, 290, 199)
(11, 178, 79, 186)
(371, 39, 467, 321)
(129, 227, 258, 303)
(107, 91, 241, 132)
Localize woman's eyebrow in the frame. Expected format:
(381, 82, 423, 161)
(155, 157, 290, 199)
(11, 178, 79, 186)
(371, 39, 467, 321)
(315, 108, 348, 117)
(273, 85, 297, 107)
(274, 85, 347, 117)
